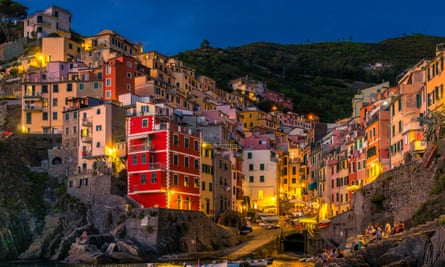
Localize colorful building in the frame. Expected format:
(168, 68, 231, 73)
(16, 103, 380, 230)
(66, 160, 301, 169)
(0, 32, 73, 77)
(24, 5, 71, 40)
(127, 114, 201, 210)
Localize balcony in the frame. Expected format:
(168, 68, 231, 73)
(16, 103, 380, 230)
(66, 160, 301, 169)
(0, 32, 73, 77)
(24, 93, 43, 100)
(82, 151, 92, 158)
(81, 136, 92, 143)
(410, 140, 427, 152)
(82, 119, 92, 127)
(148, 162, 166, 170)
(23, 104, 44, 112)
(128, 143, 153, 153)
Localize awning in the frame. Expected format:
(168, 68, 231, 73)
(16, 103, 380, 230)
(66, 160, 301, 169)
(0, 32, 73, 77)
(308, 182, 318, 190)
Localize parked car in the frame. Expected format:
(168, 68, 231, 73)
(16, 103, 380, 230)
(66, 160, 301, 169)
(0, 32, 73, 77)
(240, 224, 253, 235)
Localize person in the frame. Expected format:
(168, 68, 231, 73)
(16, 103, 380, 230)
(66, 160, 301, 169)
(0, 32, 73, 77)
(365, 223, 376, 237)
(79, 230, 88, 244)
(384, 222, 392, 238)
(375, 226, 383, 241)
(399, 221, 405, 232)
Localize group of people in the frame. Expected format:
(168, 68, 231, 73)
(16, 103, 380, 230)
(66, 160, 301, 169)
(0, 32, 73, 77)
(365, 221, 405, 241)
(316, 247, 344, 264)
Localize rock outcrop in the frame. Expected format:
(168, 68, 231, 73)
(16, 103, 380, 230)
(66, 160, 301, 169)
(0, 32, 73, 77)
(325, 217, 445, 266)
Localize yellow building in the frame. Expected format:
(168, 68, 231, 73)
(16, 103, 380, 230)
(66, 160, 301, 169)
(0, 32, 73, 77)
(21, 62, 103, 134)
(425, 44, 445, 113)
(201, 142, 215, 217)
(81, 29, 142, 68)
(239, 107, 278, 132)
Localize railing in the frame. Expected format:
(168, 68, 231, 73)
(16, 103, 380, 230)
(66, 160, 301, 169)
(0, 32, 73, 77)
(24, 93, 42, 99)
(23, 105, 43, 112)
(82, 151, 92, 158)
(148, 162, 166, 170)
(82, 119, 92, 127)
(81, 136, 92, 143)
(128, 144, 153, 153)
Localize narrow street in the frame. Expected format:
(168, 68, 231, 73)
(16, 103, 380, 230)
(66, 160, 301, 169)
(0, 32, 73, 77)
(217, 225, 282, 260)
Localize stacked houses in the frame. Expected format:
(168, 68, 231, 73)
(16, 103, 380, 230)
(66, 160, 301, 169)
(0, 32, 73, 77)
(5, 4, 443, 224)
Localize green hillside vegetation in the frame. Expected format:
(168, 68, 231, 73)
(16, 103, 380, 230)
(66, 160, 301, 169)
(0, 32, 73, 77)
(176, 34, 445, 122)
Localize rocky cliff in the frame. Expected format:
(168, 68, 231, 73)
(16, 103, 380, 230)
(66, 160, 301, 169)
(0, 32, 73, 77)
(317, 140, 445, 266)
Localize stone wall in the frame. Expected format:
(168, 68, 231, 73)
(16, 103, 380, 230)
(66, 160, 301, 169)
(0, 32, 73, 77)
(320, 158, 439, 245)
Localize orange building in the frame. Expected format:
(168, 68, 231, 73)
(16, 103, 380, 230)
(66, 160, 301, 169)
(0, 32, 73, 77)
(103, 55, 148, 101)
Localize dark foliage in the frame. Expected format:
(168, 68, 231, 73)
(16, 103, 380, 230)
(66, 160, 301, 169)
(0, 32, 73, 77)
(176, 34, 445, 122)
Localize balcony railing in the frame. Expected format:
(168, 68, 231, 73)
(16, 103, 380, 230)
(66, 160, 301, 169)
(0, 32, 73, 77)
(23, 105, 44, 112)
(128, 144, 153, 153)
(24, 93, 43, 99)
(81, 136, 92, 143)
(82, 119, 92, 127)
(82, 151, 92, 158)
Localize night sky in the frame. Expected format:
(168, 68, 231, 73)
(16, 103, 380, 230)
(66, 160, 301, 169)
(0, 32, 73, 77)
(19, 0, 445, 56)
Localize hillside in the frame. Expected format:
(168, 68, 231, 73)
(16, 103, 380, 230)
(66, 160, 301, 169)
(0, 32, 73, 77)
(176, 34, 445, 122)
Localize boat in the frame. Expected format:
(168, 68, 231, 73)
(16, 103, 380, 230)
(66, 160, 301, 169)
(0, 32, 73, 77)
(185, 261, 228, 267)
(244, 258, 268, 267)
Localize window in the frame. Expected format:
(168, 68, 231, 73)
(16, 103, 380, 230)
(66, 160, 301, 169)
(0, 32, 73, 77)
(94, 82, 99, 89)
(42, 85, 48, 93)
(73, 111, 78, 119)
(105, 65, 111, 74)
(151, 173, 157, 184)
(174, 135, 179, 145)
(249, 176, 254, 183)
(53, 98, 58, 106)
(142, 119, 148, 128)
(42, 112, 48, 121)
(53, 84, 59, 93)
(96, 125, 102, 131)
(79, 83, 84, 90)
(173, 154, 178, 165)
(141, 154, 146, 164)
(141, 174, 146, 184)
(247, 152, 252, 159)
(184, 137, 189, 148)
(209, 182, 213, 192)
(249, 164, 254, 171)
(106, 78, 111, 87)
(173, 174, 178, 185)
(132, 155, 137, 165)
(260, 176, 265, 182)
(184, 157, 189, 168)
(184, 176, 189, 187)
(260, 163, 265, 171)
(52, 112, 58, 120)
(106, 90, 111, 98)
(194, 140, 199, 150)
(96, 142, 100, 148)
(201, 181, 206, 191)
(398, 121, 402, 133)
(67, 83, 72, 92)
(96, 108, 101, 114)
(65, 127, 69, 135)
(194, 159, 199, 170)
(194, 177, 199, 188)
(127, 84, 131, 91)
(416, 93, 422, 108)
(127, 72, 132, 78)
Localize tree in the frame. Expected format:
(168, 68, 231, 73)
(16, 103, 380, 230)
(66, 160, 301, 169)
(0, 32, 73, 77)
(418, 110, 445, 143)
(0, 0, 28, 42)
(200, 39, 210, 49)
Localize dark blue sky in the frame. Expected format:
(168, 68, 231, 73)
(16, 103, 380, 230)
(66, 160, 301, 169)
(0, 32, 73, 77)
(19, 0, 445, 56)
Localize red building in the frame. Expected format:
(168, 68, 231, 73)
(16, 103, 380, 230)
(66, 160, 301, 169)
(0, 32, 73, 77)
(103, 55, 149, 101)
(127, 114, 201, 210)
